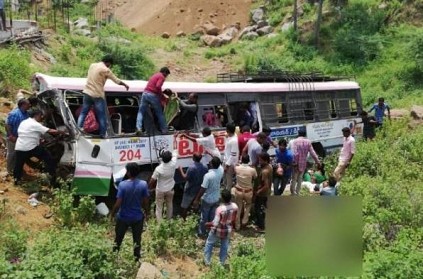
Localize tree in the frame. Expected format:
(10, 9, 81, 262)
(314, 0, 324, 47)
(293, 0, 298, 31)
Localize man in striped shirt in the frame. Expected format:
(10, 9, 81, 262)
(204, 189, 238, 266)
(290, 129, 321, 195)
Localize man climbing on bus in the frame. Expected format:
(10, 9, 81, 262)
(78, 55, 129, 138)
(136, 67, 171, 135)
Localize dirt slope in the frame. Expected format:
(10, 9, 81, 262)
(97, 0, 253, 36)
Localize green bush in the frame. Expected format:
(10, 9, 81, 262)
(0, 221, 28, 262)
(0, 45, 32, 96)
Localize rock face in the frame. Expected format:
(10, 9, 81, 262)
(390, 109, 409, 119)
(256, 25, 273, 36)
(242, 31, 259, 40)
(136, 262, 162, 279)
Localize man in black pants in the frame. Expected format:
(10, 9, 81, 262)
(13, 109, 66, 186)
(111, 163, 149, 262)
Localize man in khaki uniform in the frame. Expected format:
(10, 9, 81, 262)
(232, 154, 257, 230)
(77, 55, 129, 138)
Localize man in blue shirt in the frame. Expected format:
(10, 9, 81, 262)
(5, 99, 30, 174)
(369, 97, 390, 127)
(111, 163, 149, 261)
(193, 156, 224, 237)
(273, 138, 294, 195)
(0, 0, 6, 31)
(320, 176, 338, 196)
(178, 152, 208, 220)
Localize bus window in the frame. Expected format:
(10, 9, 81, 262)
(229, 102, 257, 130)
(350, 99, 358, 116)
(198, 105, 228, 129)
(275, 102, 289, 123)
(304, 101, 315, 121)
(338, 99, 351, 117)
(330, 100, 337, 118)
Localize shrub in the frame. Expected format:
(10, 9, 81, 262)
(0, 45, 32, 96)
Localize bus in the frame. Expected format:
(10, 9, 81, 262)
(33, 72, 363, 196)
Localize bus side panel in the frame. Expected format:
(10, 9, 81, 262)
(74, 137, 112, 196)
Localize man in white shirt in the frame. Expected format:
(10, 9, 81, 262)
(183, 127, 220, 166)
(149, 149, 178, 221)
(14, 109, 67, 186)
(223, 123, 239, 190)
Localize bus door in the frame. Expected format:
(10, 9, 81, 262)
(227, 93, 259, 132)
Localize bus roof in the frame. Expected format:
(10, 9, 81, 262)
(35, 73, 360, 94)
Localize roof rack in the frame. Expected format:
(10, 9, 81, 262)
(216, 71, 353, 83)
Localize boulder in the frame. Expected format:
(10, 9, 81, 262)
(221, 26, 238, 38)
(176, 31, 186, 37)
(217, 34, 234, 45)
(238, 25, 257, 39)
(203, 22, 220, 36)
(281, 21, 294, 32)
(390, 109, 409, 119)
(257, 26, 274, 36)
(256, 20, 268, 29)
(161, 32, 170, 38)
(136, 262, 162, 279)
(410, 105, 423, 120)
(241, 31, 259, 40)
(74, 29, 91, 37)
(251, 7, 265, 23)
(201, 35, 222, 47)
(73, 17, 89, 29)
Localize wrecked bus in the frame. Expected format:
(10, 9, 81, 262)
(33, 72, 362, 196)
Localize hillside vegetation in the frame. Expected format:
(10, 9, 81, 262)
(0, 0, 422, 278)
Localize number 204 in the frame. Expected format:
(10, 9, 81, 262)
(119, 149, 142, 162)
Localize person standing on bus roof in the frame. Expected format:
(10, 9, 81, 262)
(333, 127, 355, 182)
(5, 99, 30, 175)
(78, 55, 129, 138)
(172, 92, 199, 131)
(136, 67, 171, 135)
(290, 129, 321, 195)
(368, 97, 390, 127)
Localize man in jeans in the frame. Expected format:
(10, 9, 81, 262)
(136, 67, 171, 134)
(5, 99, 30, 175)
(149, 149, 178, 222)
(204, 189, 238, 266)
(77, 55, 129, 138)
(178, 152, 208, 220)
(254, 152, 273, 232)
(290, 129, 320, 195)
(193, 156, 224, 237)
(111, 163, 149, 262)
(273, 138, 293, 196)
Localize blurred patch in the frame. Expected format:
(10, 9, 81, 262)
(266, 196, 362, 277)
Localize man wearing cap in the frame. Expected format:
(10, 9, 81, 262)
(77, 55, 129, 138)
(136, 67, 171, 134)
(334, 127, 355, 181)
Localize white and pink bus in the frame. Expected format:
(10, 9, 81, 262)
(33, 72, 363, 196)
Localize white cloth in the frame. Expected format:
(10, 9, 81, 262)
(224, 134, 239, 167)
(15, 118, 49, 151)
(197, 134, 220, 163)
(152, 150, 178, 192)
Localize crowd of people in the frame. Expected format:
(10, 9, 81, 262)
(5, 55, 392, 266)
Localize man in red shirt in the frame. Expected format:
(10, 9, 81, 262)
(136, 67, 170, 134)
(238, 125, 255, 155)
